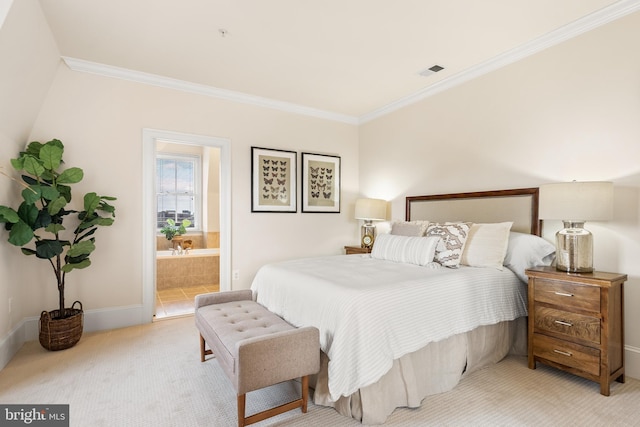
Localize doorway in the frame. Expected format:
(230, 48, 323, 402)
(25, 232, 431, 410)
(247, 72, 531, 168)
(142, 129, 231, 322)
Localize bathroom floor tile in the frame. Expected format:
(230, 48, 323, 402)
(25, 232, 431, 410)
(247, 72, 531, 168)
(155, 285, 219, 320)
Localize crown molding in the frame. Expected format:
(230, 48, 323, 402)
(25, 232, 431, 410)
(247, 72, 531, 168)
(62, 56, 359, 125)
(62, 0, 640, 126)
(358, 0, 640, 124)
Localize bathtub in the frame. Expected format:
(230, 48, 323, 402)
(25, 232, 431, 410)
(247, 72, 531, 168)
(156, 248, 220, 289)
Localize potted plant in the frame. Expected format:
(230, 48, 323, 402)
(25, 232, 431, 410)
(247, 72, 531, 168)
(159, 218, 191, 248)
(0, 139, 116, 351)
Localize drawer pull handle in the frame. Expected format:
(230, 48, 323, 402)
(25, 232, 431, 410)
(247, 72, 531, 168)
(554, 291, 574, 297)
(553, 349, 573, 357)
(554, 320, 573, 327)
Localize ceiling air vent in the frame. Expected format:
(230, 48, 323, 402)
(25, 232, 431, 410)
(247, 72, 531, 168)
(419, 65, 444, 77)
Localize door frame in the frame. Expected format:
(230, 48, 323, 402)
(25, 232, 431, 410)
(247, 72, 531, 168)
(142, 128, 231, 321)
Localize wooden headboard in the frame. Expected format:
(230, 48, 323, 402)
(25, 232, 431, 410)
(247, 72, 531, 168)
(406, 188, 540, 235)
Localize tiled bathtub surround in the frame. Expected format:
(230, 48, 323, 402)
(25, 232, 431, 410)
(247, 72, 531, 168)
(156, 249, 220, 290)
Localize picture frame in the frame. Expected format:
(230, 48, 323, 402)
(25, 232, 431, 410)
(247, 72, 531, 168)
(301, 152, 341, 213)
(251, 147, 297, 213)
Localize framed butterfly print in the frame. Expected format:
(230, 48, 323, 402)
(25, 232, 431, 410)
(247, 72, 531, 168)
(251, 147, 297, 213)
(301, 152, 341, 213)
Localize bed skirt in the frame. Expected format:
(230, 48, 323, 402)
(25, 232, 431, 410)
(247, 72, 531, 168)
(311, 317, 527, 424)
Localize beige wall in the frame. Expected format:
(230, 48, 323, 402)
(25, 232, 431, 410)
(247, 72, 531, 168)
(0, 0, 60, 354)
(359, 11, 640, 376)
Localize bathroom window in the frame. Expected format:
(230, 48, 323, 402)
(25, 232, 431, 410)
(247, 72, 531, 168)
(156, 154, 201, 229)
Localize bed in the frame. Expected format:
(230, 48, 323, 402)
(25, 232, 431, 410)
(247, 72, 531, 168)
(250, 188, 556, 424)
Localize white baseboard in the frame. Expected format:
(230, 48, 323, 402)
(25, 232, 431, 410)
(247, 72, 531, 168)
(625, 345, 640, 380)
(0, 319, 27, 372)
(0, 304, 147, 371)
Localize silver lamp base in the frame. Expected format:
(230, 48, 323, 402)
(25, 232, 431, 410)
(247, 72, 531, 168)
(555, 221, 593, 273)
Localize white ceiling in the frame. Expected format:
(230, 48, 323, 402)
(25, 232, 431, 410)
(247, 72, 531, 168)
(37, 0, 637, 123)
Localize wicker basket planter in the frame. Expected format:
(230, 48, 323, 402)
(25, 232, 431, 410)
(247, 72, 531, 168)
(39, 301, 84, 351)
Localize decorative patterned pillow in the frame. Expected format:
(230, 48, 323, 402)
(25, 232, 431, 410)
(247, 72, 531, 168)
(390, 220, 430, 237)
(461, 222, 513, 270)
(425, 222, 471, 268)
(371, 233, 440, 266)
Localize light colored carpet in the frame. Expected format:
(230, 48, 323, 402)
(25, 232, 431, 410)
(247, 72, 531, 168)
(1, 315, 638, 426)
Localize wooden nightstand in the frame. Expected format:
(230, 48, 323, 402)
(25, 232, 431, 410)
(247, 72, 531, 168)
(344, 245, 371, 255)
(526, 266, 626, 396)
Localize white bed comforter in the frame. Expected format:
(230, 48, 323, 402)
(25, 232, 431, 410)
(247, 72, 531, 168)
(250, 255, 527, 401)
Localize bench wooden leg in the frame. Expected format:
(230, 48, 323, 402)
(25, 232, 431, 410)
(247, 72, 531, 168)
(239, 376, 310, 426)
(199, 334, 213, 362)
(301, 375, 309, 413)
(237, 394, 246, 427)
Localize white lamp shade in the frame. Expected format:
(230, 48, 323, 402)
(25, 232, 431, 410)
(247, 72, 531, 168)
(539, 181, 613, 221)
(354, 198, 387, 220)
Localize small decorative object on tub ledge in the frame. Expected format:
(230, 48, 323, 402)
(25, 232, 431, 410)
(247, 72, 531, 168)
(0, 139, 116, 351)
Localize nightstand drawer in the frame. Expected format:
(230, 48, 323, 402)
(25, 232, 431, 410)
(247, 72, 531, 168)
(534, 306, 600, 345)
(533, 334, 600, 376)
(534, 279, 600, 312)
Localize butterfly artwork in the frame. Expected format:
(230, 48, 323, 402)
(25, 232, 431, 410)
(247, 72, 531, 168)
(300, 153, 340, 213)
(252, 148, 297, 212)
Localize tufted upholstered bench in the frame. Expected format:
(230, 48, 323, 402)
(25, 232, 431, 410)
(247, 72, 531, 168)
(195, 290, 320, 427)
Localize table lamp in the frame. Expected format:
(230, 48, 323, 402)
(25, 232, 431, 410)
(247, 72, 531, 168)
(354, 198, 387, 248)
(539, 181, 613, 273)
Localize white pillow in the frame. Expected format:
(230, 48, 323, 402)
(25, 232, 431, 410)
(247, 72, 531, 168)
(503, 232, 556, 283)
(425, 222, 471, 268)
(390, 220, 430, 237)
(461, 222, 513, 270)
(371, 234, 440, 266)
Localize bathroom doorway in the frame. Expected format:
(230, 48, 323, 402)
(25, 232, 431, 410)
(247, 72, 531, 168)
(155, 141, 220, 318)
(142, 129, 231, 322)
